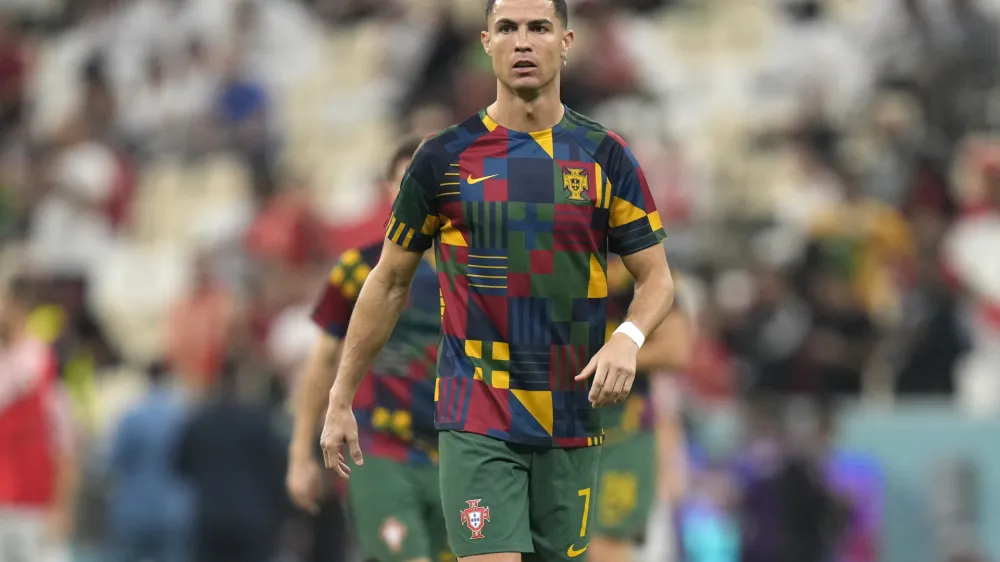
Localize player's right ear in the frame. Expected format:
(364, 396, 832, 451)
(481, 30, 491, 56)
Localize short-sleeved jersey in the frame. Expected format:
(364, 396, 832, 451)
(311, 243, 441, 465)
(385, 106, 667, 448)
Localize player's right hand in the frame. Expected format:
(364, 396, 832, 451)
(287, 453, 323, 514)
(319, 401, 363, 480)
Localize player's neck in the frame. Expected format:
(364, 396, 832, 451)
(489, 83, 564, 133)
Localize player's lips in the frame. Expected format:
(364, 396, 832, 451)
(512, 59, 538, 75)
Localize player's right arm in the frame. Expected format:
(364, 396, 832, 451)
(287, 332, 342, 513)
(320, 141, 441, 479)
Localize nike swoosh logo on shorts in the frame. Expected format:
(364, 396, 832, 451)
(567, 543, 589, 558)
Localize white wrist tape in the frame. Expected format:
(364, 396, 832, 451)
(613, 321, 645, 349)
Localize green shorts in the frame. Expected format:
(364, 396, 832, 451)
(346, 455, 454, 562)
(593, 431, 656, 541)
(438, 430, 601, 560)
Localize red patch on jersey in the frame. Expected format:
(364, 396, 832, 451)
(507, 273, 533, 297)
(464, 382, 511, 435)
(530, 250, 554, 274)
(483, 179, 508, 202)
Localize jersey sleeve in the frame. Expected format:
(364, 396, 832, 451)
(310, 248, 373, 338)
(385, 142, 441, 252)
(604, 132, 667, 256)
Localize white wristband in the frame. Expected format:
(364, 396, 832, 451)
(613, 321, 645, 349)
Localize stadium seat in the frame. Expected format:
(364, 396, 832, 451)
(88, 241, 191, 363)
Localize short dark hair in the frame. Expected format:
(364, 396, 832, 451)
(486, 0, 568, 26)
(386, 136, 423, 180)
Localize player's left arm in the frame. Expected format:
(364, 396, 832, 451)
(619, 245, 675, 356)
(577, 132, 674, 406)
(635, 303, 692, 373)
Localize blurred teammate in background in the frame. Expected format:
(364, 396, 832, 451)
(590, 258, 692, 562)
(0, 277, 78, 562)
(287, 137, 454, 562)
(318, 0, 675, 560)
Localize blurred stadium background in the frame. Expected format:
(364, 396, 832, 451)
(1, 0, 1000, 560)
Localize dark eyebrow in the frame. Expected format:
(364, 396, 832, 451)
(494, 17, 554, 28)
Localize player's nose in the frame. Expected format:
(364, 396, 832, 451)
(514, 29, 532, 50)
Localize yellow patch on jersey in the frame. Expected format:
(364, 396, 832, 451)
(511, 390, 553, 436)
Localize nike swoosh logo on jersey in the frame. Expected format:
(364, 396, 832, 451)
(467, 174, 498, 184)
(567, 543, 589, 558)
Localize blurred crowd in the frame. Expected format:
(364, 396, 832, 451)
(1, 0, 999, 560)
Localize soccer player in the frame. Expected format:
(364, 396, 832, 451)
(589, 258, 693, 562)
(319, 0, 676, 560)
(287, 137, 453, 562)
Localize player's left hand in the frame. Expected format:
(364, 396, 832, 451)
(575, 333, 638, 407)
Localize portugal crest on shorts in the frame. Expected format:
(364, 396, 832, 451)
(562, 167, 589, 202)
(379, 516, 407, 553)
(460, 499, 491, 539)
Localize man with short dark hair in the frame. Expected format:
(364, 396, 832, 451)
(320, 1, 675, 560)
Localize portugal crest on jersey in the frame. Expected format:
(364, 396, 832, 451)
(460, 499, 491, 539)
(562, 167, 589, 201)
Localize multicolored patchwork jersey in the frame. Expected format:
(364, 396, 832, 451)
(311, 242, 441, 465)
(385, 106, 667, 448)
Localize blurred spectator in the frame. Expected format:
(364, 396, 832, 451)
(27, 130, 119, 281)
(687, 298, 738, 403)
(887, 239, 967, 396)
(244, 171, 327, 268)
(942, 162, 1000, 413)
(171, 37, 218, 148)
(866, 89, 951, 213)
(933, 0, 1000, 142)
(728, 267, 811, 394)
(755, 0, 868, 121)
(866, 0, 949, 92)
(175, 359, 288, 562)
(0, 276, 78, 562)
(561, 0, 642, 113)
(773, 141, 843, 238)
(806, 170, 915, 322)
(28, 276, 118, 432)
(0, 17, 27, 140)
(736, 398, 851, 562)
(106, 361, 191, 562)
(800, 266, 877, 396)
(74, 54, 118, 143)
(212, 55, 275, 203)
(165, 252, 238, 394)
(397, 6, 468, 121)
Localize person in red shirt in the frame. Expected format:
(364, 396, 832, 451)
(0, 276, 78, 561)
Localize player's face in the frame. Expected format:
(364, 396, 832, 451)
(482, 0, 573, 93)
